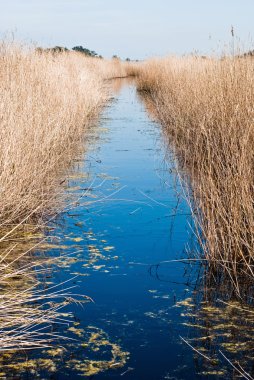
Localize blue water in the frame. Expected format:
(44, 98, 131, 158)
(34, 81, 204, 379)
(43, 81, 202, 380)
(2, 79, 249, 380)
(2, 79, 251, 380)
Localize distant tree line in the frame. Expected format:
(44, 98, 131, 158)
(36, 45, 103, 58)
(72, 46, 103, 58)
(36, 45, 138, 62)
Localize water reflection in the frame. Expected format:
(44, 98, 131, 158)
(3, 79, 253, 380)
(172, 270, 254, 379)
(139, 86, 254, 379)
(36, 81, 195, 379)
(0, 221, 129, 378)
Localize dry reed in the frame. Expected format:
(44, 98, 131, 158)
(0, 41, 127, 225)
(136, 55, 254, 295)
(0, 40, 127, 351)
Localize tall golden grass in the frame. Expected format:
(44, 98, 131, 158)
(0, 41, 128, 225)
(136, 55, 254, 295)
(0, 41, 127, 350)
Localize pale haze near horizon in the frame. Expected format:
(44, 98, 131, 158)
(0, 0, 253, 59)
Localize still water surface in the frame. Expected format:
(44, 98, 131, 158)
(5, 81, 235, 379)
(52, 80, 198, 379)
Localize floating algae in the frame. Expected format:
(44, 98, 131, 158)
(0, 326, 129, 379)
(67, 326, 129, 377)
(68, 326, 85, 337)
(177, 294, 254, 378)
(0, 218, 125, 379)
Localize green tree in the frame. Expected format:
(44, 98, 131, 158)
(72, 46, 99, 57)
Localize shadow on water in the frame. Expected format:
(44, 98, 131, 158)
(1, 79, 254, 379)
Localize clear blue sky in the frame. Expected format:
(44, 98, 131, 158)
(0, 0, 254, 59)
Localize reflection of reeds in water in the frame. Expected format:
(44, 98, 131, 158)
(135, 56, 254, 377)
(176, 271, 254, 379)
(136, 55, 254, 296)
(0, 40, 129, 354)
(108, 76, 136, 95)
(0, 222, 129, 379)
(0, 325, 129, 378)
(0, 225, 78, 352)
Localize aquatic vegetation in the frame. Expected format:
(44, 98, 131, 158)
(67, 326, 129, 377)
(0, 43, 101, 225)
(0, 219, 127, 378)
(0, 325, 129, 378)
(0, 40, 128, 225)
(0, 223, 91, 352)
(0, 39, 130, 356)
(135, 55, 254, 297)
(5, 60, 250, 379)
(177, 292, 254, 378)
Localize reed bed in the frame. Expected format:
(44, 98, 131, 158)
(0, 41, 127, 351)
(0, 223, 79, 351)
(136, 55, 254, 295)
(0, 41, 127, 225)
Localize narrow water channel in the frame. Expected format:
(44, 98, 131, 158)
(4, 80, 215, 379)
(51, 79, 199, 379)
(2, 77, 252, 380)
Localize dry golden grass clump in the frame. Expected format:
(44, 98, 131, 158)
(0, 41, 129, 351)
(0, 41, 128, 225)
(136, 55, 254, 293)
(0, 225, 73, 351)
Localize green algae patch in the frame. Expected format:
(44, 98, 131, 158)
(177, 294, 254, 377)
(68, 326, 85, 337)
(0, 326, 129, 378)
(67, 326, 129, 377)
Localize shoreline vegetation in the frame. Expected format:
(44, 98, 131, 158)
(2, 38, 254, 376)
(131, 55, 254, 377)
(133, 55, 254, 298)
(0, 41, 128, 225)
(0, 40, 129, 351)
